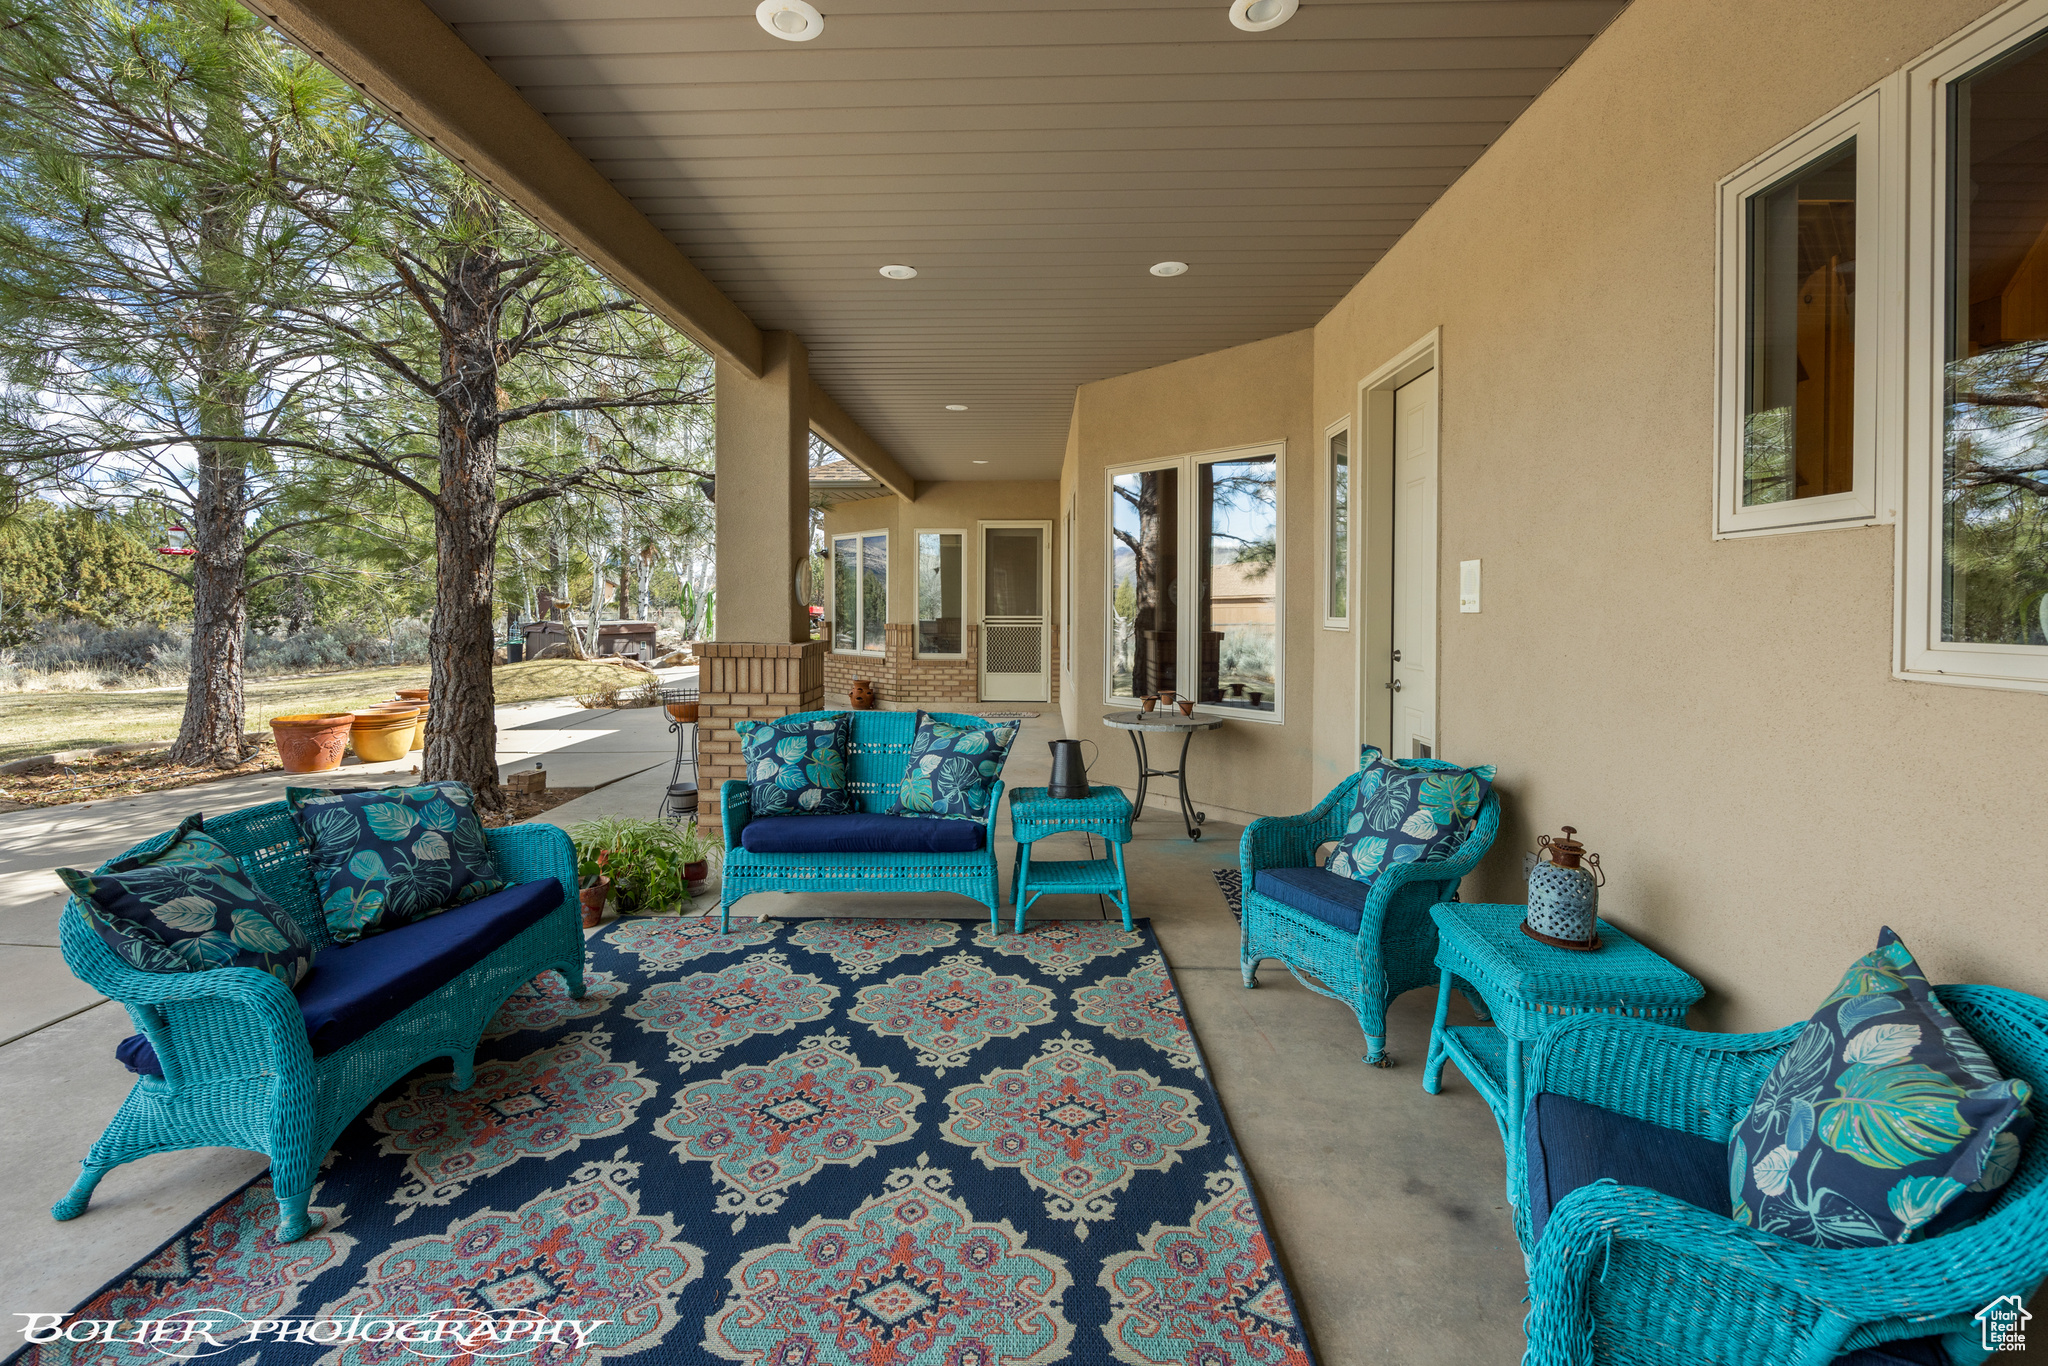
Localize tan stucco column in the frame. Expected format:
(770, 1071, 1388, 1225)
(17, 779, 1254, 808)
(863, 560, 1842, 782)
(696, 331, 824, 832)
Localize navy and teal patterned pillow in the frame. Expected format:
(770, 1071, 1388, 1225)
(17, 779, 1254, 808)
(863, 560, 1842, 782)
(1325, 746, 1494, 882)
(1729, 927, 2033, 1249)
(735, 712, 854, 817)
(287, 781, 505, 944)
(58, 813, 311, 986)
(890, 712, 1019, 821)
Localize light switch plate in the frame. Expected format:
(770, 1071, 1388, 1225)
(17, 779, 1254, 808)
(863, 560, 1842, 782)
(1459, 559, 1481, 613)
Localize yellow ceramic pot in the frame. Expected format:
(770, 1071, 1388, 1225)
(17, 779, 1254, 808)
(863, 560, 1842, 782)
(350, 707, 420, 763)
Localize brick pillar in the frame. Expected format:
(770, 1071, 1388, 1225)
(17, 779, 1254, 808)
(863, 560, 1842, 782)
(695, 640, 825, 834)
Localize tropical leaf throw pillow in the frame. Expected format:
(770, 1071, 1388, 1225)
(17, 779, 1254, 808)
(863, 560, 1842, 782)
(735, 712, 855, 817)
(1728, 927, 2033, 1248)
(58, 813, 312, 986)
(288, 781, 506, 944)
(890, 712, 1019, 820)
(1325, 745, 1494, 883)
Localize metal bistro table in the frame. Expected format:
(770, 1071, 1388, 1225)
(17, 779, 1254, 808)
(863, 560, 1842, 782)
(1101, 710, 1225, 840)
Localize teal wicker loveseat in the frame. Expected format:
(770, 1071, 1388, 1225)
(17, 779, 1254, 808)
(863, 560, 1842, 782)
(1520, 986, 2048, 1366)
(53, 799, 582, 1242)
(1238, 752, 1502, 1066)
(719, 709, 1004, 931)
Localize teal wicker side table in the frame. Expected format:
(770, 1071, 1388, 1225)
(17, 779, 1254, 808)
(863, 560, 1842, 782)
(1008, 785, 1134, 932)
(1423, 901, 1703, 1213)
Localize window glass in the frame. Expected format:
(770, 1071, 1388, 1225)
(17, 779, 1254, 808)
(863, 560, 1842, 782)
(1744, 142, 1857, 506)
(1328, 427, 1350, 620)
(917, 531, 963, 654)
(1945, 33, 2048, 645)
(832, 536, 857, 651)
(984, 526, 1042, 616)
(861, 533, 887, 651)
(1199, 455, 1278, 711)
(1110, 466, 1179, 698)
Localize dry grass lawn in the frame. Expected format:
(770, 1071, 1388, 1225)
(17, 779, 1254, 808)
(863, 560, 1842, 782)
(0, 657, 648, 761)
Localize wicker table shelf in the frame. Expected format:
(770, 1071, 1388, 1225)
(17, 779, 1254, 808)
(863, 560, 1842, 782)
(1422, 901, 1703, 1211)
(1007, 784, 1134, 932)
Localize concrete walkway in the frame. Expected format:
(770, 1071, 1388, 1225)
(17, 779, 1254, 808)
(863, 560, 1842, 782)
(0, 704, 1530, 1365)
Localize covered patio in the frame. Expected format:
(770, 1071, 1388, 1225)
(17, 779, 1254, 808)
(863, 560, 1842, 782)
(8, 0, 2048, 1362)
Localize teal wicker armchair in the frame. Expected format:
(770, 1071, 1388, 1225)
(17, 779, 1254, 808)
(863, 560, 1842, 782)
(1238, 753, 1502, 1066)
(53, 800, 583, 1242)
(1521, 986, 2048, 1366)
(719, 709, 1005, 932)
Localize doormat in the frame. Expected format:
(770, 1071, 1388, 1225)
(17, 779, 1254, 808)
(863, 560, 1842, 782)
(1214, 867, 1242, 919)
(966, 710, 1040, 719)
(14, 916, 1315, 1366)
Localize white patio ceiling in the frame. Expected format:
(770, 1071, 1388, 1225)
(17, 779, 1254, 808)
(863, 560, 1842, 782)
(415, 0, 1628, 481)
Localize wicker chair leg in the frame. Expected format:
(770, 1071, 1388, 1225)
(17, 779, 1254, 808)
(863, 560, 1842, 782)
(1241, 955, 1260, 988)
(274, 1186, 320, 1242)
(1363, 1036, 1393, 1067)
(449, 1054, 476, 1092)
(51, 1163, 109, 1221)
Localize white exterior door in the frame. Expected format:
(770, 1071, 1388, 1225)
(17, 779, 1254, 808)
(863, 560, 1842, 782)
(1391, 369, 1438, 759)
(979, 521, 1051, 702)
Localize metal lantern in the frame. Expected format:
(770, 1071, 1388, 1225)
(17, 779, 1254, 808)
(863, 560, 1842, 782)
(1521, 826, 1604, 950)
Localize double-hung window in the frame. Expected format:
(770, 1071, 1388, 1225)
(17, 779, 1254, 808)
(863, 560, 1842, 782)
(1715, 84, 1897, 537)
(831, 530, 887, 654)
(1901, 1, 2048, 691)
(1107, 444, 1283, 718)
(1324, 419, 1350, 626)
(915, 530, 965, 656)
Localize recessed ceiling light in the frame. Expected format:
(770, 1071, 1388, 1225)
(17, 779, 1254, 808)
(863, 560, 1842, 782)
(972, 460, 989, 464)
(757, 0, 824, 41)
(1229, 0, 1296, 31)
(879, 264, 917, 280)
(945, 404, 968, 411)
(1150, 261, 1189, 277)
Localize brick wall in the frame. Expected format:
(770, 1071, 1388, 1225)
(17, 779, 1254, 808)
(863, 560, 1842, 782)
(822, 624, 1061, 706)
(694, 640, 824, 834)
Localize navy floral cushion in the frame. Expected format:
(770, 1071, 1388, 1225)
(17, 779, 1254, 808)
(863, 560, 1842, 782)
(890, 712, 1018, 820)
(735, 712, 855, 817)
(288, 781, 505, 944)
(1729, 927, 2033, 1248)
(58, 813, 312, 986)
(1325, 746, 1494, 882)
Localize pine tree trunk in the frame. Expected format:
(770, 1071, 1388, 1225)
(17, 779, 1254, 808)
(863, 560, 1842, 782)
(169, 439, 248, 766)
(424, 242, 504, 808)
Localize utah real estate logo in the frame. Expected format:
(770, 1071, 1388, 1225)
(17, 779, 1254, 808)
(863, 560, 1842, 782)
(1978, 1295, 2032, 1353)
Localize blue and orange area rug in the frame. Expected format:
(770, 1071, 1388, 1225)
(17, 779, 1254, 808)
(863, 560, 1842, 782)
(13, 916, 1315, 1366)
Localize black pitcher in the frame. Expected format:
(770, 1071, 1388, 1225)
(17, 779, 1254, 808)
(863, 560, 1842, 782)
(1048, 739, 1095, 798)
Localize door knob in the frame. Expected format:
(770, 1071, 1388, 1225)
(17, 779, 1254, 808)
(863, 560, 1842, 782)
(1387, 679, 1403, 691)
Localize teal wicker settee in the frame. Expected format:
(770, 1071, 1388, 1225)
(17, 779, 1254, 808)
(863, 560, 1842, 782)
(719, 709, 1004, 931)
(1238, 752, 1502, 1066)
(1520, 987, 2048, 1366)
(53, 799, 583, 1242)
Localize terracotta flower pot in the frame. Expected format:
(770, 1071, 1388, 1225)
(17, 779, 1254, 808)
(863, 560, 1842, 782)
(849, 679, 877, 710)
(579, 878, 610, 928)
(394, 688, 430, 702)
(350, 708, 419, 763)
(683, 860, 708, 884)
(665, 701, 698, 724)
(388, 695, 431, 749)
(271, 713, 354, 773)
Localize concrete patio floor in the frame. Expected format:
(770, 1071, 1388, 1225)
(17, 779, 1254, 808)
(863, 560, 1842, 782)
(0, 704, 1527, 1365)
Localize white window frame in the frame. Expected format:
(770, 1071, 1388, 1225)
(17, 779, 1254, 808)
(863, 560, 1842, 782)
(1898, 0, 2048, 693)
(1323, 415, 1351, 628)
(1714, 80, 1903, 539)
(1103, 442, 1286, 724)
(1062, 493, 1075, 676)
(912, 527, 968, 659)
(829, 528, 887, 657)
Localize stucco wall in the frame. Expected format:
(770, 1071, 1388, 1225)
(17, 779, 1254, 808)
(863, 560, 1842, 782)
(1065, 0, 2045, 1030)
(1063, 330, 1319, 822)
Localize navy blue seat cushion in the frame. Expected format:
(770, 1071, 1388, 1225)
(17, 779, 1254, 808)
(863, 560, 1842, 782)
(1251, 866, 1375, 935)
(116, 877, 564, 1076)
(740, 812, 985, 855)
(1525, 1094, 1960, 1366)
(1524, 1092, 1730, 1247)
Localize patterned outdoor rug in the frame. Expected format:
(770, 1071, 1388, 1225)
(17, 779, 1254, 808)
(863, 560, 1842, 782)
(15, 916, 1313, 1366)
(1213, 867, 1242, 920)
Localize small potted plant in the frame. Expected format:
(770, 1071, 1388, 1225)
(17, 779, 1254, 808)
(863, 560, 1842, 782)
(567, 816, 703, 916)
(577, 848, 611, 928)
(673, 818, 720, 887)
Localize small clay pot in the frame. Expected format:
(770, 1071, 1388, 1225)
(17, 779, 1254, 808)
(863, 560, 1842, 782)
(683, 860, 708, 884)
(579, 877, 611, 929)
(1229, 682, 1245, 698)
(665, 701, 699, 724)
(271, 713, 354, 773)
(1248, 690, 1264, 708)
(394, 688, 430, 703)
(1176, 699, 1196, 717)
(849, 679, 877, 710)
(1140, 695, 1159, 713)
(350, 707, 419, 763)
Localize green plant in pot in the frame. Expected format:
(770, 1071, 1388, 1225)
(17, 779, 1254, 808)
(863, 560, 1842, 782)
(575, 847, 610, 928)
(673, 818, 719, 885)
(567, 816, 715, 916)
